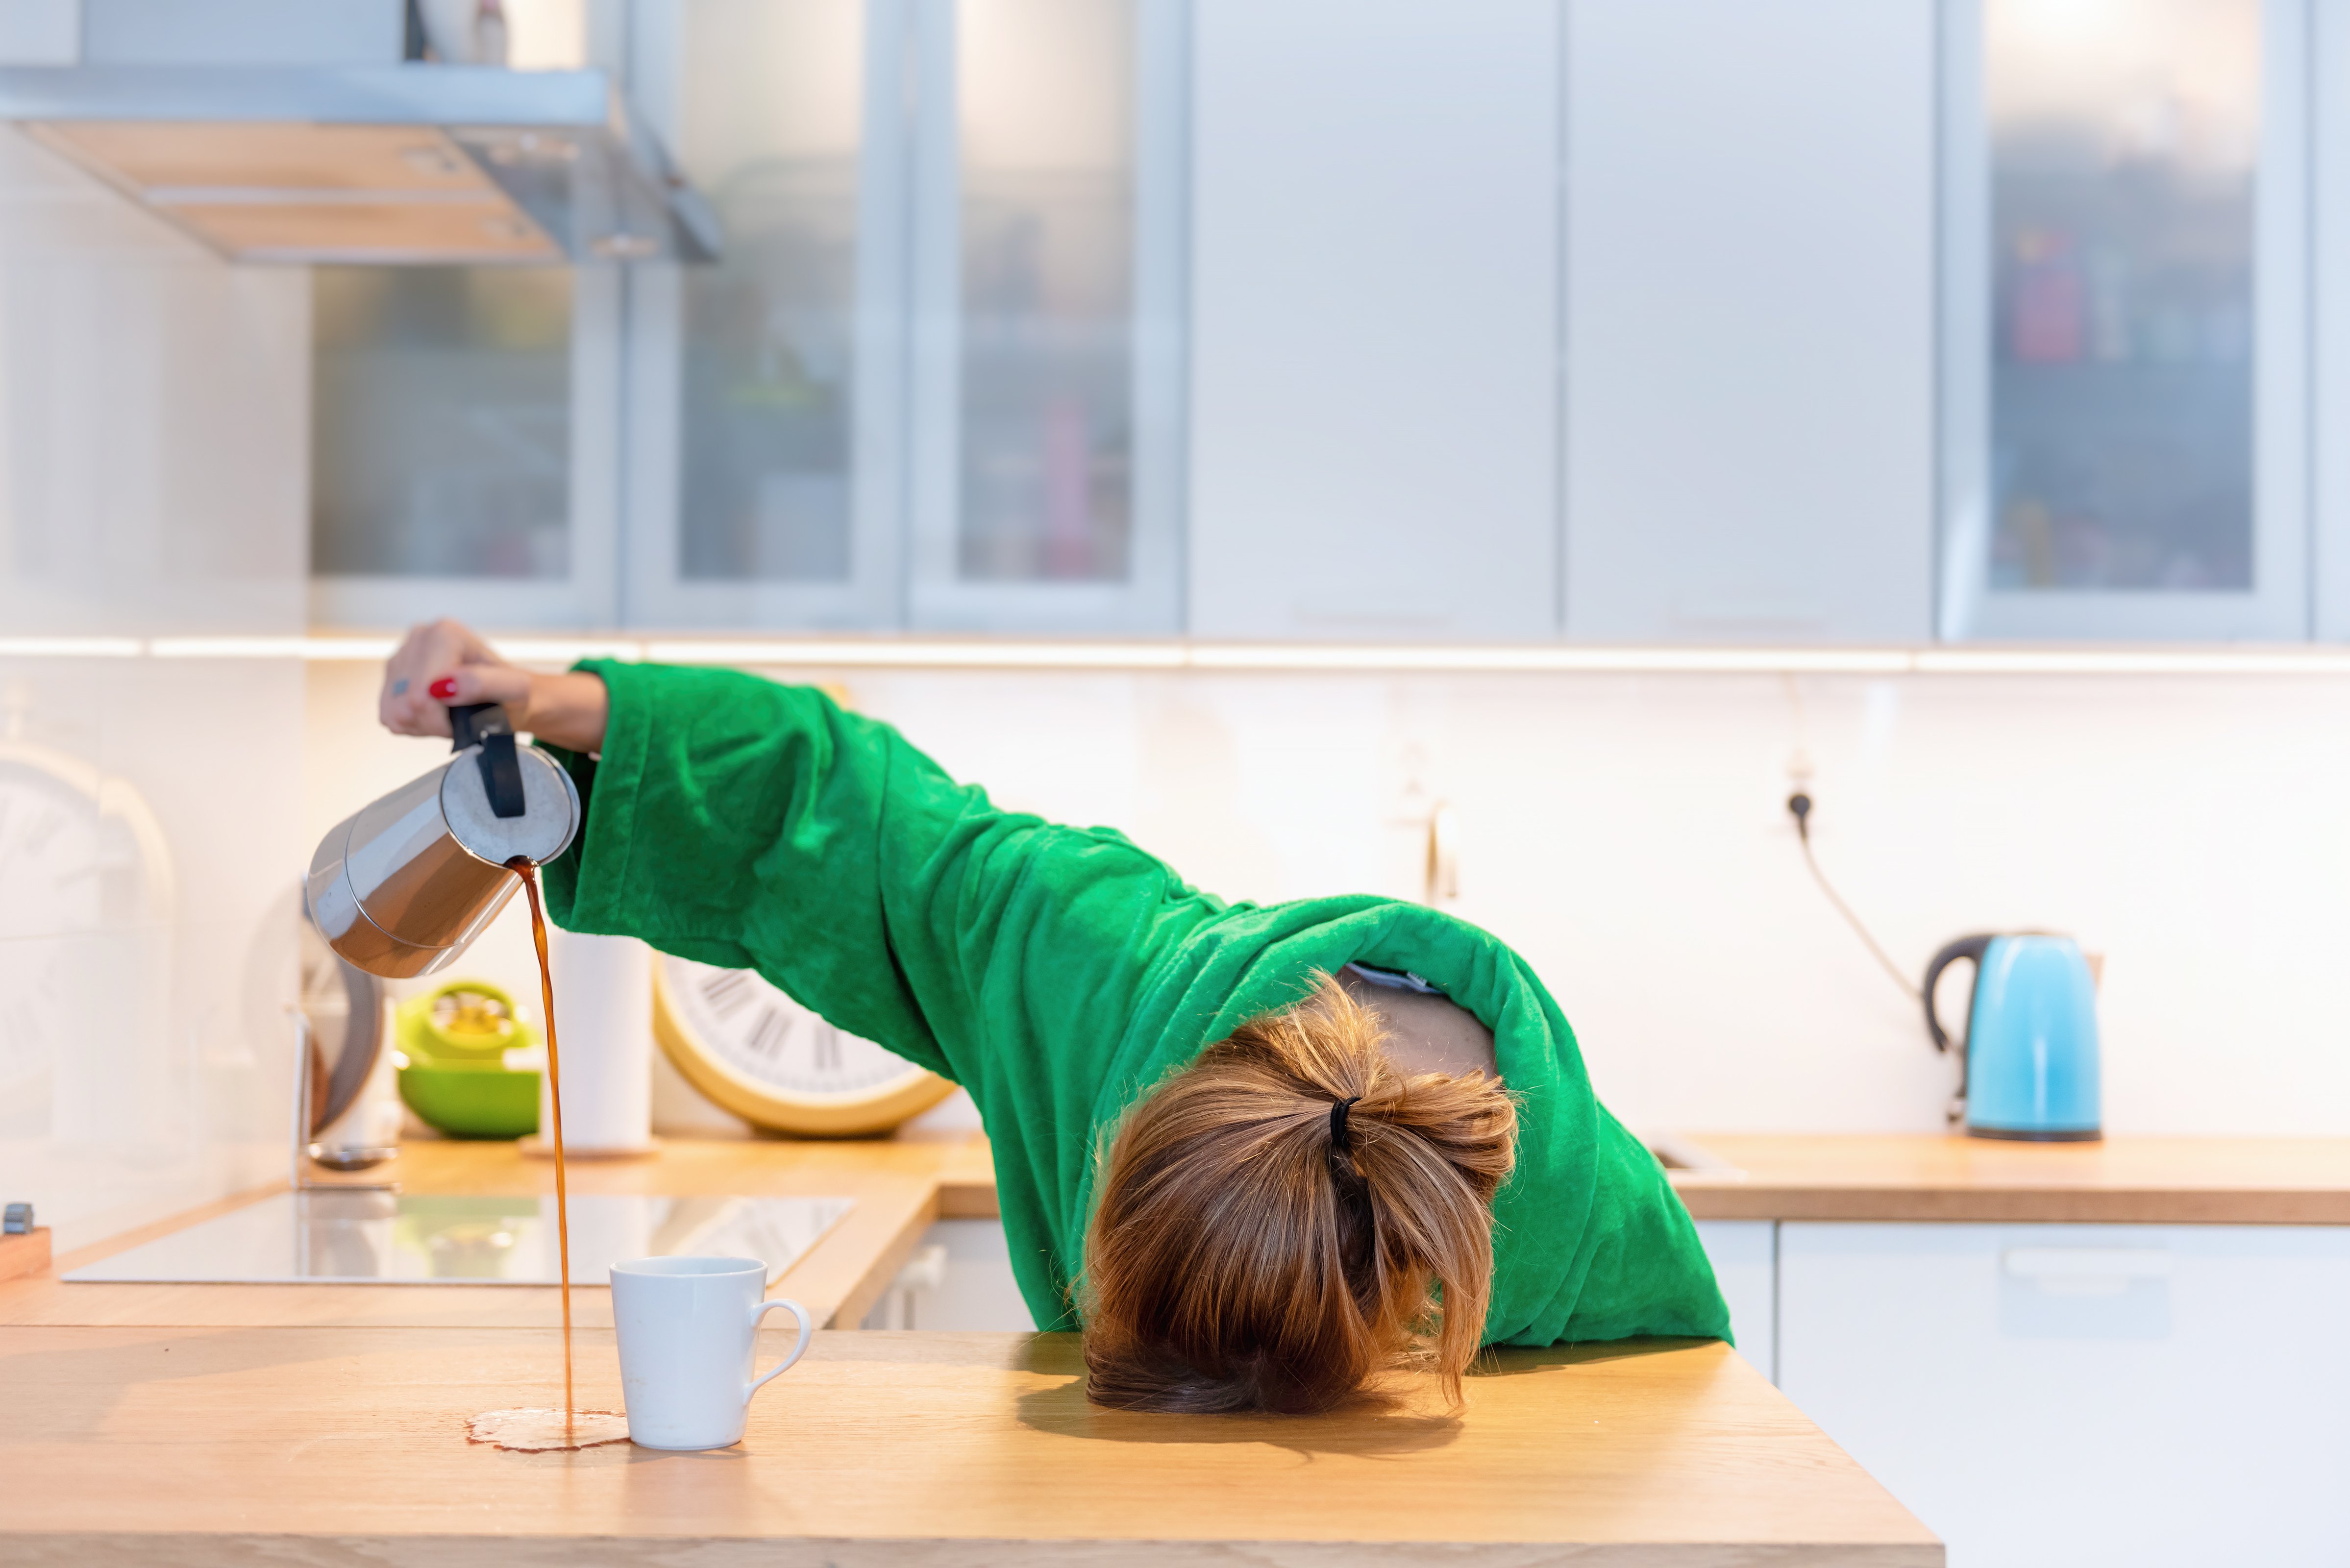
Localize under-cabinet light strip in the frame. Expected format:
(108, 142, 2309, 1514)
(11, 635, 2350, 676)
(0, 637, 145, 658)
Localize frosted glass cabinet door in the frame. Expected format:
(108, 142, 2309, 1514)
(904, 0, 1188, 633)
(619, 0, 901, 629)
(619, 0, 1187, 633)
(1939, 0, 2309, 640)
(1777, 1222, 2350, 1567)
(308, 263, 623, 630)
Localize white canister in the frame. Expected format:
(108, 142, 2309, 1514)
(537, 929, 655, 1154)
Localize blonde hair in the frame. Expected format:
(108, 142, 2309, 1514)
(1080, 973, 1517, 1414)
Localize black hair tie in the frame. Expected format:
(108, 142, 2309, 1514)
(1329, 1096, 1361, 1154)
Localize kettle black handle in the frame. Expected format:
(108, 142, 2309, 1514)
(1922, 935, 1994, 1054)
(445, 702, 528, 820)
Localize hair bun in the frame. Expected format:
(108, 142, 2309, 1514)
(1081, 972, 1517, 1414)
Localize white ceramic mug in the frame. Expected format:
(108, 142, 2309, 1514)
(610, 1255, 814, 1450)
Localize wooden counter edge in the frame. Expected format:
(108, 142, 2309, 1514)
(1677, 1183, 2350, 1226)
(0, 1228, 49, 1282)
(0, 1534, 1941, 1568)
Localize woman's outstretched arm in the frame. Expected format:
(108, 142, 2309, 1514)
(379, 623, 1222, 1110)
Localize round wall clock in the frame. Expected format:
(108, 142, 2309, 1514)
(650, 954, 954, 1136)
(0, 740, 173, 1132)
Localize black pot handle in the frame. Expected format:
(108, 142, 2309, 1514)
(447, 702, 528, 820)
(1923, 935, 1994, 1054)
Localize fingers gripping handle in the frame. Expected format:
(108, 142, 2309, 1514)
(745, 1297, 815, 1404)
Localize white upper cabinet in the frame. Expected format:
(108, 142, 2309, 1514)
(1562, 0, 1938, 644)
(288, 0, 2342, 645)
(1941, 0, 2307, 641)
(309, 263, 623, 630)
(1185, 0, 1561, 641)
(2311, 0, 2350, 640)
(308, 0, 1188, 636)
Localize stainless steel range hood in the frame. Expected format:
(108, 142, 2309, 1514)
(0, 63, 720, 266)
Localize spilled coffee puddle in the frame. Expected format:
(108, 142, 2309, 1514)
(467, 1407, 631, 1452)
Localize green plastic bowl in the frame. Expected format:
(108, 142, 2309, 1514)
(398, 1064, 541, 1141)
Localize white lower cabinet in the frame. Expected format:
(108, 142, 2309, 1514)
(861, 1220, 1036, 1331)
(867, 1218, 1788, 1374)
(1692, 1220, 1776, 1381)
(1775, 1222, 2350, 1567)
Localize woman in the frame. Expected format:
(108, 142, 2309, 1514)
(383, 621, 1728, 1414)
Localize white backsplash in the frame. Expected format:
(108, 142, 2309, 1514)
(305, 660, 2350, 1141)
(0, 126, 307, 1251)
(0, 128, 307, 636)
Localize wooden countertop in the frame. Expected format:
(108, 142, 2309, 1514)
(0, 1137, 1939, 1564)
(0, 1133, 997, 1333)
(12, 1127, 2324, 1559)
(0, 1327, 1937, 1566)
(1670, 1133, 2350, 1225)
(9, 1130, 2337, 1340)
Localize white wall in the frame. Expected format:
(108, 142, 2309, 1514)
(301, 658, 2350, 1140)
(0, 128, 310, 1250)
(0, 129, 308, 635)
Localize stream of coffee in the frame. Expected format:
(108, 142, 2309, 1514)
(462, 855, 619, 1453)
(463, 859, 629, 1453)
(507, 856, 573, 1428)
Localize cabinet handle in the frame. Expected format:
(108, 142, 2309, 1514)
(2002, 1247, 2172, 1282)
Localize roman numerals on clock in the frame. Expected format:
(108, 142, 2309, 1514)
(668, 956, 921, 1096)
(653, 954, 954, 1136)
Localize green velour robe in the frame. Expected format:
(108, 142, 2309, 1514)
(541, 661, 1729, 1347)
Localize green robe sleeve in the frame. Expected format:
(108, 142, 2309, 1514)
(537, 660, 1227, 1316)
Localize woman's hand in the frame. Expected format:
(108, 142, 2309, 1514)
(379, 619, 610, 753)
(380, 619, 527, 737)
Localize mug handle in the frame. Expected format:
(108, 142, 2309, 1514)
(744, 1296, 815, 1404)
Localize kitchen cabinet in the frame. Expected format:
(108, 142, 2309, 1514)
(307, 264, 624, 630)
(2313, 0, 2350, 641)
(1938, 0, 2309, 641)
(1560, 0, 1936, 644)
(864, 1217, 1781, 1374)
(1184, 0, 1560, 641)
(630, 0, 1189, 636)
(863, 1218, 1036, 1332)
(1776, 1221, 2350, 1567)
(284, 0, 2350, 645)
(307, 0, 1188, 636)
(1692, 1220, 1774, 1381)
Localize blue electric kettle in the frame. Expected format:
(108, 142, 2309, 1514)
(1923, 933, 2102, 1142)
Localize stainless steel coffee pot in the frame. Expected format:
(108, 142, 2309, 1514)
(306, 704, 581, 979)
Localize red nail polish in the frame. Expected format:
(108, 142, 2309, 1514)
(429, 676, 458, 700)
